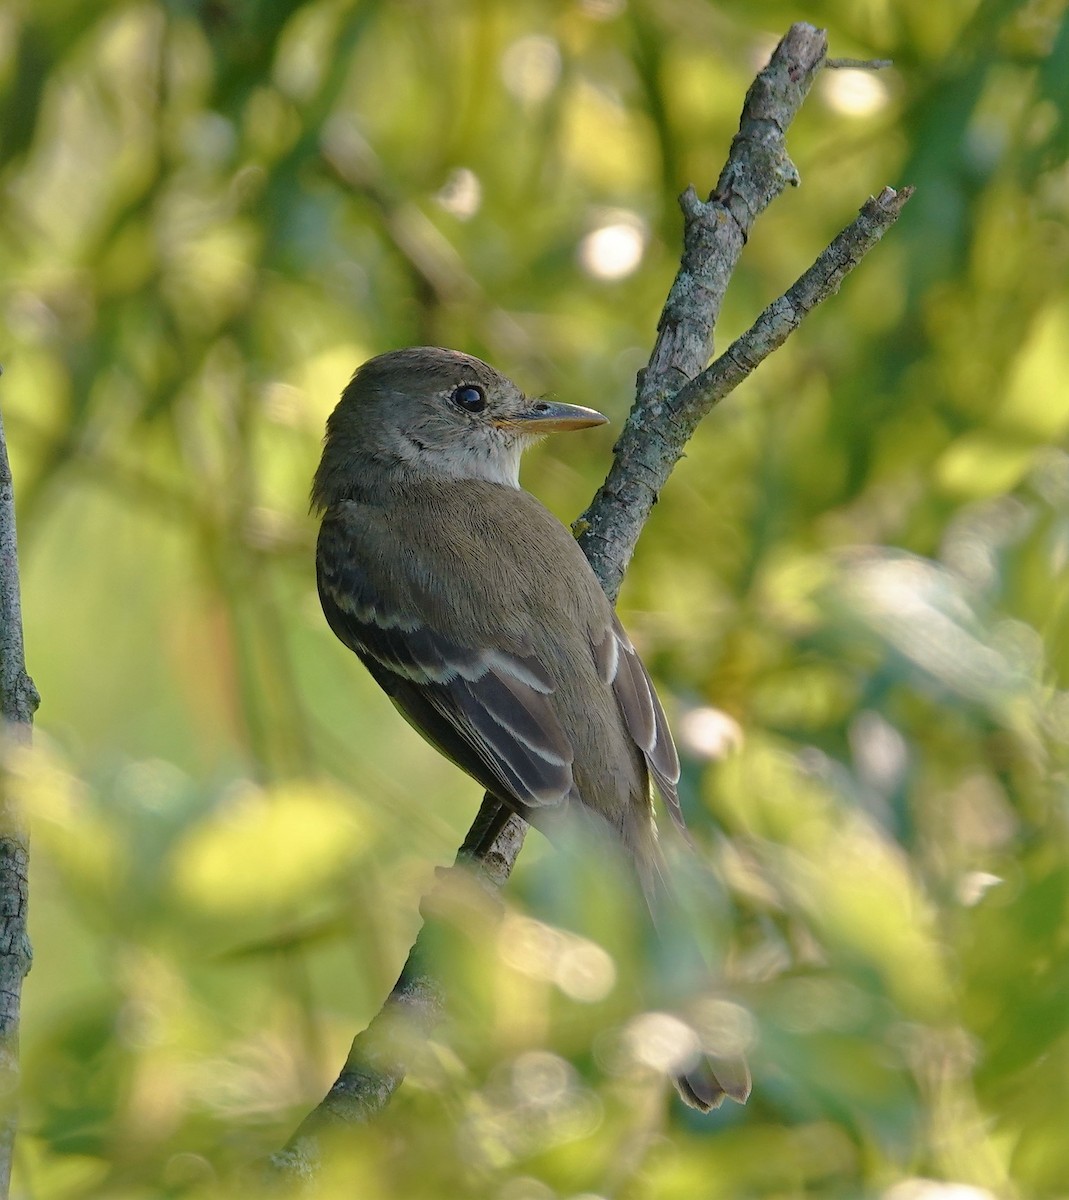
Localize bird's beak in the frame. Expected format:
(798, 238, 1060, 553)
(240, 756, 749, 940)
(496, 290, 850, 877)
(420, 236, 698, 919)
(497, 399, 609, 433)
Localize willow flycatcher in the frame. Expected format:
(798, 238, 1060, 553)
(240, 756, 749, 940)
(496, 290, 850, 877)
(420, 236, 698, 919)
(313, 346, 750, 1110)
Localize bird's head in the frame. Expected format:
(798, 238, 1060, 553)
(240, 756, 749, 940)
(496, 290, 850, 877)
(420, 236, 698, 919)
(312, 347, 607, 508)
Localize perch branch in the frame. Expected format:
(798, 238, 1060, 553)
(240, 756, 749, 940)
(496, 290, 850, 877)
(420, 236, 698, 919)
(0, 380, 39, 1200)
(272, 803, 526, 1178)
(575, 20, 828, 602)
(271, 21, 913, 1180)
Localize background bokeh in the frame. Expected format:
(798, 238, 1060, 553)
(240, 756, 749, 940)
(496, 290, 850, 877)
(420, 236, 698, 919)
(2, 1, 1067, 1197)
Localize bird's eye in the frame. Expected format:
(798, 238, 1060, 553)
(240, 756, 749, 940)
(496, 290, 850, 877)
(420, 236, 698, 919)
(451, 384, 486, 413)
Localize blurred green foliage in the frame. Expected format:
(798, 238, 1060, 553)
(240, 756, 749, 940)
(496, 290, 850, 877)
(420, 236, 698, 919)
(1, 0, 1067, 1196)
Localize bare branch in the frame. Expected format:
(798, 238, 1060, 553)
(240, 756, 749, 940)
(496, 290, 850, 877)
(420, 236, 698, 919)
(664, 185, 914, 439)
(576, 21, 829, 602)
(271, 802, 525, 1179)
(0, 384, 38, 1200)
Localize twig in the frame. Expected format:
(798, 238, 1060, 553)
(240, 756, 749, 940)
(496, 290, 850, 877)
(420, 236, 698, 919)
(670, 186, 913, 425)
(0, 379, 39, 1200)
(271, 21, 912, 1180)
(826, 57, 893, 70)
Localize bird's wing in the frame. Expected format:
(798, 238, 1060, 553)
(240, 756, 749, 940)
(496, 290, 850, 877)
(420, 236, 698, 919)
(593, 616, 687, 838)
(318, 521, 574, 812)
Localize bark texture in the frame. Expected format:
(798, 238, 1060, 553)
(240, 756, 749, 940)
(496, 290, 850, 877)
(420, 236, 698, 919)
(0, 398, 38, 1200)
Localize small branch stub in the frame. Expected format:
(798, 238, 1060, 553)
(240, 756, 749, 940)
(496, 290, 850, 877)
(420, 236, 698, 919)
(826, 57, 893, 70)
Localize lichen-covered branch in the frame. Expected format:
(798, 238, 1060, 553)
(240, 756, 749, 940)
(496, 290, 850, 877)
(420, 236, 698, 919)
(272, 21, 912, 1180)
(576, 21, 829, 602)
(0, 393, 39, 1200)
(670, 186, 914, 428)
(570, 188, 915, 599)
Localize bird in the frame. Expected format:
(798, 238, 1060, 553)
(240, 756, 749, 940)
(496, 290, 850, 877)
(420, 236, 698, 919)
(312, 346, 750, 1111)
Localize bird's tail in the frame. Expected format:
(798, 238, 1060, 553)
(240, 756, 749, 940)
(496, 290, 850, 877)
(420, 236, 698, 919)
(541, 804, 752, 1112)
(635, 835, 752, 1112)
(675, 1046, 752, 1111)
